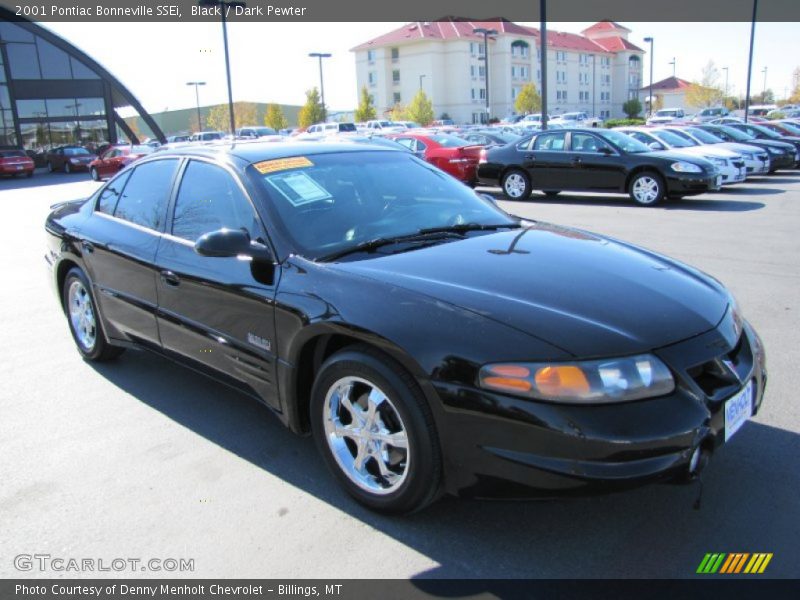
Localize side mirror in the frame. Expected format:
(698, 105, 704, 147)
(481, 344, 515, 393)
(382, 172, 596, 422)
(194, 228, 272, 261)
(598, 146, 614, 155)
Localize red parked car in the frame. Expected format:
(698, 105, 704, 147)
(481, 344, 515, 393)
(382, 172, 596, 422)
(0, 149, 35, 178)
(46, 146, 97, 173)
(89, 144, 154, 181)
(388, 133, 483, 185)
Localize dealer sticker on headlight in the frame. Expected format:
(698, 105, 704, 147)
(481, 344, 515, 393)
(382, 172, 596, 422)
(724, 380, 754, 442)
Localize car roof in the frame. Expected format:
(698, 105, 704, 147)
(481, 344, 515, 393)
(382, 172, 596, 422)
(151, 140, 394, 163)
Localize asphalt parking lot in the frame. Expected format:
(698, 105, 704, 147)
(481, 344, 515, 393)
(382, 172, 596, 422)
(2, 167, 799, 580)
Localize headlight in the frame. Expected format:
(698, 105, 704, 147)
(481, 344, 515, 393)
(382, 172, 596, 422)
(705, 156, 727, 166)
(478, 354, 675, 404)
(671, 161, 702, 173)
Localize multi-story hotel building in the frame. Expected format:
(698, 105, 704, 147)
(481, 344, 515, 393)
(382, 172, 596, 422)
(352, 19, 644, 123)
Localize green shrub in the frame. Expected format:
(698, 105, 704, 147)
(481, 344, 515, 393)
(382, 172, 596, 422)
(604, 118, 646, 128)
(766, 112, 785, 120)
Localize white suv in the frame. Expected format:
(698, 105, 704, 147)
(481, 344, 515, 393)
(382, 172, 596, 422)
(647, 108, 686, 126)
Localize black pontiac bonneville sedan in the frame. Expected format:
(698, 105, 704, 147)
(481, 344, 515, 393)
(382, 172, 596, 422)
(478, 128, 720, 205)
(45, 142, 766, 513)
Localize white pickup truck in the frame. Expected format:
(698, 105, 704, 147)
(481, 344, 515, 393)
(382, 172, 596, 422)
(364, 120, 406, 133)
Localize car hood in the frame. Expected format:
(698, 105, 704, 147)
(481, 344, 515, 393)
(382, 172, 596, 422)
(668, 145, 739, 158)
(646, 149, 714, 164)
(334, 224, 729, 358)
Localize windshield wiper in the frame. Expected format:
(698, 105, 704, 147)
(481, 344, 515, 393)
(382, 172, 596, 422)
(418, 222, 519, 235)
(318, 231, 462, 262)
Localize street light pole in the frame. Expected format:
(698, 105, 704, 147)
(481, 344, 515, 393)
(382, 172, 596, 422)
(761, 66, 768, 97)
(669, 58, 676, 77)
(644, 37, 654, 116)
(308, 53, 332, 122)
(590, 54, 596, 117)
(186, 81, 206, 132)
(198, 0, 245, 135)
(744, 0, 758, 123)
(473, 27, 497, 124)
(539, 0, 548, 130)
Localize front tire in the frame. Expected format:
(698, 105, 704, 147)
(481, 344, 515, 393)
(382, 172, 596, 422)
(62, 267, 124, 362)
(310, 345, 442, 514)
(65, 162, 72, 174)
(47, 162, 54, 173)
(501, 169, 532, 200)
(629, 171, 665, 206)
(90, 167, 100, 181)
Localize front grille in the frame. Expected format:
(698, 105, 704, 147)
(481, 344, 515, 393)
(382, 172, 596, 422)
(686, 334, 753, 402)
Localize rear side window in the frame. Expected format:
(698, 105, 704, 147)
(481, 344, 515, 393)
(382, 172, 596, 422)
(171, 160, 261, 242)
(113, 160, 178, 230)
(534, 132, 566, 151)
(96, 170, 132, 215)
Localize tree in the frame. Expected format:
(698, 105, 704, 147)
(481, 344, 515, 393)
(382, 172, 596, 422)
(653, 94, 664, 111)
(404, 89, 435, 125)
(685, 61, 725, 108)
(514, 83, 542, 115)
(204, 104, 229, 132)
(389, 104, 407, 121)
(789, 67, 800, 103)
(622, 98, 642, 118)
(264, 104, 288, 130)
(354, 86, 377, 122)
(298, 87, 325, 128)
(234, 102, 258, 127)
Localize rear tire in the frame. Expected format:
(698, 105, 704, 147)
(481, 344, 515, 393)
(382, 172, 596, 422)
(629, 171, 665, 206)
(501, 169, 532, 200)
(65, 162, 72, 174)
(47, 162, 54, 173)
(310, 345, 442, 514)
(62, 267, 125, 362)
(90, 167, 100, 181)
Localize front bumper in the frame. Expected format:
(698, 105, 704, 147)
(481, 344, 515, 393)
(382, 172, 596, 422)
(434, 315, 766, 499)
(665, 171, 719, 195)
(719, 163, 747, 185)
(0, 164, 34, 175)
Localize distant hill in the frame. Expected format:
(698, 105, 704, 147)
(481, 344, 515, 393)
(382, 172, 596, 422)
(125, 102, 302, 138)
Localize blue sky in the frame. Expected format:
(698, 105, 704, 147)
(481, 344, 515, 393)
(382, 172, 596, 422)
(42, 21, 799, 113)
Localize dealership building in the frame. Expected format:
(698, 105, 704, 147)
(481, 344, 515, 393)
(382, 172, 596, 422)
(352, 19, 645, 123)
(0, 8, 164, 154)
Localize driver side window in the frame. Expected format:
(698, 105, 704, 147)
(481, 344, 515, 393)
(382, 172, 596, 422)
(171, 160, 263, 242)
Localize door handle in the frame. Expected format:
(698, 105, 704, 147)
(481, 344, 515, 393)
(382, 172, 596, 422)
(160, 270, 180, 287)
(523, 154, 535, 160)
(81, 241, 94, 254)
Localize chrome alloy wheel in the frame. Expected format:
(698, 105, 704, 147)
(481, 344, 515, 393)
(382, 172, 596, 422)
(323, 376, 410, 495)
(504, 173, 527, 198)
(632, 175, 660, 204)
(68, 280, 97, 351)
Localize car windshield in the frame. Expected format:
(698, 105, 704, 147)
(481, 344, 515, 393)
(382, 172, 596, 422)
(64, 147, 91, 156)
(684, 127, 724, 143)
(429, 135, 472, 147)
(253, 127, 275, 135)
(597, 130, 651, 153)
(746, 124, 782, 139)
(665, 129, 701, 145)
(716, 125, 753, 141)
(652, 130, 694, 147)
(338, 123, 357, 132)
(249, 151, 517, 260)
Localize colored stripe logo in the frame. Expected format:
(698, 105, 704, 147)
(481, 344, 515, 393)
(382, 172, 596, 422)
(697, 553, 772, 574)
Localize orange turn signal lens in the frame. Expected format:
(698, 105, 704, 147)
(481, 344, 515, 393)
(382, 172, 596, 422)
(534, 366, 591, 396)
(482, 376, 533, 393)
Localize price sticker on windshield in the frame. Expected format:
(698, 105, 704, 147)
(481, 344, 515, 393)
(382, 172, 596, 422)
(253, 156, 314, 174)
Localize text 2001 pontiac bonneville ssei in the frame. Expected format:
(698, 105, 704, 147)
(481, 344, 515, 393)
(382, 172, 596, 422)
(45, 142, 767, 514)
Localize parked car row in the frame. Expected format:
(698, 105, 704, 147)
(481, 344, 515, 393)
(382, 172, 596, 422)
(477, 125, 798, 206)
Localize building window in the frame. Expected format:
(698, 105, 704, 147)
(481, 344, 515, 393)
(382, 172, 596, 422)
(478, 65, 486, 78)
(368, 71, 377, 87)
(511, 40, 530, 58)
(556, 51, 567, 62)
(479, 88, 486, 100)
(392, 70, 400, 84)
(391, 47, 399, 62)
(393, 92, 401, 104)
(367, 49, 376, 63)
(470, 65, 476, 78)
